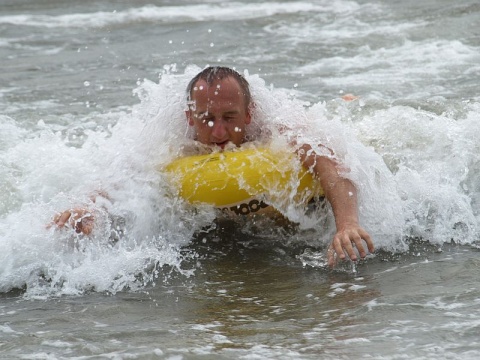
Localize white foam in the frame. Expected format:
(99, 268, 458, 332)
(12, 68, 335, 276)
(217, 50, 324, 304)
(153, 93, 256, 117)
(0, 83, 207, 296)
(0, 325, 21, 334)
(1, 65, 479, 296)
(298, 40, 480, 99)
(41, 340, 73, 348)
(0, 2, 335, 28)
(352, 102, 480, 244)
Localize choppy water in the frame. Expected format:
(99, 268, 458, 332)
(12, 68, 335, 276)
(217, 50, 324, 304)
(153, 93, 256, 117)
(1, 0, 480, 359)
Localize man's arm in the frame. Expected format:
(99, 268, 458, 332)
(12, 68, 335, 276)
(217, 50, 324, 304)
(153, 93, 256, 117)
(298, 144, 374, 267)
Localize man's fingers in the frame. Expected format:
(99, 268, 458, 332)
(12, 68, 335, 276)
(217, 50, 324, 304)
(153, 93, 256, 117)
(327, 246, 336, 267)
(355, 228, 375, 258)
(352, 234, 367, 258)
(56, 211, 72, 227)
(339, 233, 358, 261)
(81, 219, 94, 235)
(332, 235, 347, 261)
(71, 212, 94, 235)
(360, 228, 375, 253)
(50, 209, 95, 235)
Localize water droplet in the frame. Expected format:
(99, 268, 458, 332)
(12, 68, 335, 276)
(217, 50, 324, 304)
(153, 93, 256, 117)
(83, 81, 90, 87)
(210, 43, 214, 47)
(208, 121, 214, 127)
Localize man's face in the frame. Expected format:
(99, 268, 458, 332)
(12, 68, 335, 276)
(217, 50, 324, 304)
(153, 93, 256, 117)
(187, 77, 251, 149)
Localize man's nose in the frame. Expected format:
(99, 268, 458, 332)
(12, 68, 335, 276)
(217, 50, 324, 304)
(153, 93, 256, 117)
(211, 119, 227, 139)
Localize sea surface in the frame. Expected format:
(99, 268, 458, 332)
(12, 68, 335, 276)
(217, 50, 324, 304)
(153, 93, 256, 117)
(1, 0, 480, 359)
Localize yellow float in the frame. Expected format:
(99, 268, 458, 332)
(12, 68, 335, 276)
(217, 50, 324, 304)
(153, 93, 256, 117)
(164, 147, 324, 216)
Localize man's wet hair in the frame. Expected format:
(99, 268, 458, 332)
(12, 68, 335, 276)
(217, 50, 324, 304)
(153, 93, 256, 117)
(187, 66, 251, 109)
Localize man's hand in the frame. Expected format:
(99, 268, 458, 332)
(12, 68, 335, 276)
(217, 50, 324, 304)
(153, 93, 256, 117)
(341, 94, 359, 101)
(51, 208, 95, 235)
(327, 224, 374, 267)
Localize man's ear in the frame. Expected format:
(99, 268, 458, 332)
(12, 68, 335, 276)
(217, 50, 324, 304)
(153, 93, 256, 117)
(186, 110, 194, 126)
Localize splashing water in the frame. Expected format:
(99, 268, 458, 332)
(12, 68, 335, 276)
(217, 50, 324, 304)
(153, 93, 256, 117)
(1, 64, 480, 297)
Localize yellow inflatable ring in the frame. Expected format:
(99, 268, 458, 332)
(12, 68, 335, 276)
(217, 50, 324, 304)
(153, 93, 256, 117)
(164, 147, 324, 215)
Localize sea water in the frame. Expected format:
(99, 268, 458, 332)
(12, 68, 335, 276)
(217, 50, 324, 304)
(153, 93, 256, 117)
(1, 0, 480, 359)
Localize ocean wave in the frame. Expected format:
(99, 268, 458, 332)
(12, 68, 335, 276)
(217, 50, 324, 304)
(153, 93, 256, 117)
(296, 39, 480, 99)
(0, 2, 336, 28)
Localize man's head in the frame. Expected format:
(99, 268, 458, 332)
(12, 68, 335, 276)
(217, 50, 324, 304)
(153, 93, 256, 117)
(186, 67, 251, 148)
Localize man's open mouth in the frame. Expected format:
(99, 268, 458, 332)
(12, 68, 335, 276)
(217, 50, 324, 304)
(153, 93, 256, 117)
(214, 140, 229, 148)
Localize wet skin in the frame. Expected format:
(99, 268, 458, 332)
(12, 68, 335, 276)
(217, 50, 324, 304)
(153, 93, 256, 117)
(186, 77, 251, 149)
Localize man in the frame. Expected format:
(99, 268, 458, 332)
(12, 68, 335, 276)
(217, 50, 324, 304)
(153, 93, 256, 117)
(54, 66, 374, 267)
